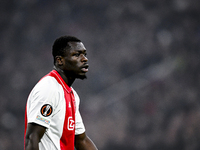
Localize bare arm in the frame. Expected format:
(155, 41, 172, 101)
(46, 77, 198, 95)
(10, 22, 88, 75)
(75, 132, 98, 150)
(25, 123, 46, 150)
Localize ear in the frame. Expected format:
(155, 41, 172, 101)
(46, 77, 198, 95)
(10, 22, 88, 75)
(55, 56, 64, 66)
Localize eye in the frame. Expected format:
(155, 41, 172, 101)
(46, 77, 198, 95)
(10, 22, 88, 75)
(74, 53, 80, 57)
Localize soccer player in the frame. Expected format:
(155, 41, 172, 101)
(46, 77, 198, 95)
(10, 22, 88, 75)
(24, 36, 98, 150)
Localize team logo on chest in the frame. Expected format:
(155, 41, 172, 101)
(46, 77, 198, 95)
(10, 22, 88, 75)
(40, 104, 53, 117)
(68, 116, 75, 130)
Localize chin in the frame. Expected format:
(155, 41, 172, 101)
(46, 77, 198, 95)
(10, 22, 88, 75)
(77, 74, 87, 80)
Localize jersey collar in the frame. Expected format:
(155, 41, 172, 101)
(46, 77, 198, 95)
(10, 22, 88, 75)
(49, 70, 72, 93)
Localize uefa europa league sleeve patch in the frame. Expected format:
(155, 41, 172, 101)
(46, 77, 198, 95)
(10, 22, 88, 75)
(40, 104, 53, 117)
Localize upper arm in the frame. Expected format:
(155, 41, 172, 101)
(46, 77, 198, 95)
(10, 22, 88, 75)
(75, 132, 87, 143)
(75, 132, 98, 150)
(25, 123, 46, 150)
(75, 132, 87, 149)
(26, 78, 60, 129)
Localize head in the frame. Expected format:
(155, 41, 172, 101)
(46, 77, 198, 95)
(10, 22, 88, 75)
(52, 36, 89, 80)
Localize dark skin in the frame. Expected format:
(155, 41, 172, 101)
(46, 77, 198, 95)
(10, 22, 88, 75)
(25, 42, 98, 150)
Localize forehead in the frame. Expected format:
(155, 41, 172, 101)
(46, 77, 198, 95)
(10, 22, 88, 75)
(68, 42, 86, 51)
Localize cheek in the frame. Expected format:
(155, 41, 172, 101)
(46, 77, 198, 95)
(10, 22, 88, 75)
(65, 60, 79, 68)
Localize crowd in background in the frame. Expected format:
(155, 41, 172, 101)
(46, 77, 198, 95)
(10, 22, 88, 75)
(0, 0, 200, 149)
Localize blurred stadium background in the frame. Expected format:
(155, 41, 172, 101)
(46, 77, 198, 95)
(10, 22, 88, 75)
(0, 0, 200, 149)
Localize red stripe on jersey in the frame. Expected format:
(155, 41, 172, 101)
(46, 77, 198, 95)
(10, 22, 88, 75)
(24, 106, 27, 150)
(60, 92, 76, 149)
(49, 70, 76, 150)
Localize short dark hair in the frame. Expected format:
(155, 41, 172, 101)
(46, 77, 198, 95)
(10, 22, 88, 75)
(52, 36, 81, 63)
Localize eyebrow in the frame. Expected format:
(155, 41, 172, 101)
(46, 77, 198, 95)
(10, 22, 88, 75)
(75, 50, 87, 53)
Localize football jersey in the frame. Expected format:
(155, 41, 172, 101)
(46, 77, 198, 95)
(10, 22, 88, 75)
(24, 70, 85, 150)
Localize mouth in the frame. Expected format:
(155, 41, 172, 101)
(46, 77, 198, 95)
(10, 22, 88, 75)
(81, 64, 89, 73)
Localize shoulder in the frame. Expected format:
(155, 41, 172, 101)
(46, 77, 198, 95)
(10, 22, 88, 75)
(29, 76, 64, 104)
(37, 76, 60, 87)
(72, 88, 80, 105)
(34, 76, 62, 93)
(72, 88, 80, 100)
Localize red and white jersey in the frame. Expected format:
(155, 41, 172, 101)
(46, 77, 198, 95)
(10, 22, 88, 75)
(24, 70, 85, 150)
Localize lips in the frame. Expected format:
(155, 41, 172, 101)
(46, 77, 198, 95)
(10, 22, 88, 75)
(81, 64, 89, 72)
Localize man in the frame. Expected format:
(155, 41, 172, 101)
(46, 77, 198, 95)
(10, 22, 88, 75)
(24, 36, 98, 150)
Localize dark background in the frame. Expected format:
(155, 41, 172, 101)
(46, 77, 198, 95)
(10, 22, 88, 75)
(0, 0, 200, 149)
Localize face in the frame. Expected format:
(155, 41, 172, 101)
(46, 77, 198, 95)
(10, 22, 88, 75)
(61, 42, 89, 79)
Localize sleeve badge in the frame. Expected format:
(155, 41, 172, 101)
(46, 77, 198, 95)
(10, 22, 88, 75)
(40, 104, 53, 117)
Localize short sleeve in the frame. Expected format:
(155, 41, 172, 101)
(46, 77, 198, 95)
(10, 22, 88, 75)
(72, 89, 86, 135)
(26, 77, 60, 128)
(75, 110, 85, 135)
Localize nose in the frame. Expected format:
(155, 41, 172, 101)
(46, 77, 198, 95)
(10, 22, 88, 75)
(81, 54, 88, 62)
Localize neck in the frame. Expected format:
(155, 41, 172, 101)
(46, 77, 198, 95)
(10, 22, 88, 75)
(53, 66, 75, 87)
